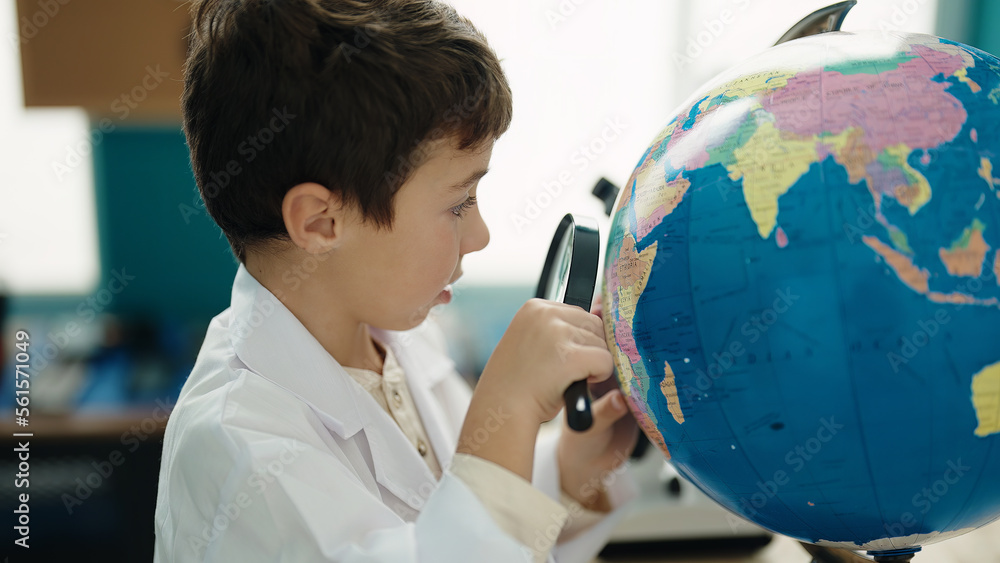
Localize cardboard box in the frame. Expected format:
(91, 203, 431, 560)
(16, 0, 191, 120)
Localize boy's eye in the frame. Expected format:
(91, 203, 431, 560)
(450, 195, 477, 218)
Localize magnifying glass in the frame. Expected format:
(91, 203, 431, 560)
(535, 213, 601, 432)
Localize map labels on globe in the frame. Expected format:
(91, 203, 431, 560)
(602, 31, 1000, 555)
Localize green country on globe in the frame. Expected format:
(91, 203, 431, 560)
(602, 30, 1000, 557)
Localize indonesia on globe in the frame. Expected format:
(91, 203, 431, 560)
(601, 30, 1000, 560)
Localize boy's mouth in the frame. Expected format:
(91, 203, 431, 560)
(438, 284, 454, 305)
(436, 271, 461, 306)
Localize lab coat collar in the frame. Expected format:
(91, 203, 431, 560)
(228, 264, 366, 438)
(227, 264, 457, 510)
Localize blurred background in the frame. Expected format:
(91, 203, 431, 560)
(0, 0, 994, 560)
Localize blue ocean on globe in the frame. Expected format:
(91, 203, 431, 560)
(602, 31, 1000, 557)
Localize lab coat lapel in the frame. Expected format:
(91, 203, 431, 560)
(355, 390, 440, 513)
(227, 265, 440, 513)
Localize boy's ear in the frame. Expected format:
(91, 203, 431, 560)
(282, 182, 348, 254)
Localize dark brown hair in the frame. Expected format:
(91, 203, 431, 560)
(183, 0, 512, 262)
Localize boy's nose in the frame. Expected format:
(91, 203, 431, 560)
(461, 208, 490, 255)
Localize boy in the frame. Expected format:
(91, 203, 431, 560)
(154, 1, 639, 561)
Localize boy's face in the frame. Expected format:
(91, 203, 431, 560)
(339, 137, 492, 331)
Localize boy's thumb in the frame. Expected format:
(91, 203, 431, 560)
(588, 389, 629, 431)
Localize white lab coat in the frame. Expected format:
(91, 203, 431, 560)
(154, 264, 637, 562)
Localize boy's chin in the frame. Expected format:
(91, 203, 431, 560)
(378, 290, 451, 331)
(381, 307, 431, 332)
(406, 299, 450, 328)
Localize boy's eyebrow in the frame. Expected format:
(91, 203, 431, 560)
(447, 168, 489, 192)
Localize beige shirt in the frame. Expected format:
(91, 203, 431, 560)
(342, 339, 607, 562)
(342, 341, 444, 479)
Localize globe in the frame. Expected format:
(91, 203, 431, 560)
(602, 31, 1000, 560)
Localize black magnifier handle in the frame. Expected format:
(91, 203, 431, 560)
(535, 214, 601, 432)
(561, 267, 598, 433)
(563, 380, 592, 431)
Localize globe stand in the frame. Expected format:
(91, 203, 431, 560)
(774, 0, 856, 45)
(868, 548, 921, 562)
(800, 543, 921, 562)
(871, 555, 914, 562)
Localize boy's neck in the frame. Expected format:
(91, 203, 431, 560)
(244, 255, 385, 375)
(337, 324, 386, 375)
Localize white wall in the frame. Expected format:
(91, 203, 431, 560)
(450, 0, 938, 286)
(0, 0, 99, 295)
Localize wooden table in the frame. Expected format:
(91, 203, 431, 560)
(0, 409, 168, 560)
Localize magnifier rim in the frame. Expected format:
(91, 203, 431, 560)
(534, 213, 600, 312)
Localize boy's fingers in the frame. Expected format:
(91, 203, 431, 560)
(589, 374, 620, 397)
(588, 389, 629, 431)
(563, 346, 613, 383)
(549, 301, 606, 340)
(576, 312, 606, 340)
(564, 324, 606, 349)
(590, 294, 604, 320)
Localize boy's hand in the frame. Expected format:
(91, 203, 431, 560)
(557, 382, 638, 512)
(457, 299, 614, 481)
(476, 298, 614, 425)
(559, 295, 639, 512)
